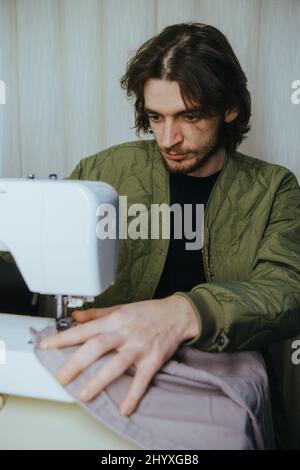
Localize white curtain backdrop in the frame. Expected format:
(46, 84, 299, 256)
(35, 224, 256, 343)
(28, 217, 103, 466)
(0, 0, 299, 179)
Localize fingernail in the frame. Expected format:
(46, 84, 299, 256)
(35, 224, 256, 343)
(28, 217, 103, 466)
(78, 388, 92, 402)
(40, 339, 49, 349)
(56, 371, 69, 385)
(119, 405, 129, 416)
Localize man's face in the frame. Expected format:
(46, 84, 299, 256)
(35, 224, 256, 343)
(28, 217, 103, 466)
(144, 79, 225, 176)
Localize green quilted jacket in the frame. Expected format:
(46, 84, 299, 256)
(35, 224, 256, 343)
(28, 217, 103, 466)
(2, 139, 300, 352)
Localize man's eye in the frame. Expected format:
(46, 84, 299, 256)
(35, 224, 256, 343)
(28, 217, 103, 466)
(184, 115, 199, 122)
(148, 115, 160, 122)
(147, 114, 200, 122)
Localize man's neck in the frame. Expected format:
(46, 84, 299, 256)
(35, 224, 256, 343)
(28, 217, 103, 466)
(187, 146, 226, 177)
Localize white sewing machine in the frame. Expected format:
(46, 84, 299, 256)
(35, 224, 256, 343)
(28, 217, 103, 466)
(0, 178, 138, 449)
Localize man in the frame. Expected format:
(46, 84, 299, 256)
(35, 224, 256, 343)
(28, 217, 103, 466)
(3, 23, 300, 419)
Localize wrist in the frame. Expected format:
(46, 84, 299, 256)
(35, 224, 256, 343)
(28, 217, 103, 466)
(171, 294, 201, 342)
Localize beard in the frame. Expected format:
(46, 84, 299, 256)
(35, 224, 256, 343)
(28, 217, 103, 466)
(160, 120, 224, 175)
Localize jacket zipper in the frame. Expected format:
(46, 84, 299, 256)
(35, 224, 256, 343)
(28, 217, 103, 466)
(202, 153, 228, 283)
(150, 173, 171, 299)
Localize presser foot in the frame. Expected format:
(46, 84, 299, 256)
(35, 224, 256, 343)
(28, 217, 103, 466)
(56, 317, 77, 332)
(55, 295, 94, 332)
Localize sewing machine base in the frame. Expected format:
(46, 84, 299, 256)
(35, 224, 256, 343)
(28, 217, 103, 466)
(0, 395, 138, 450)
(0, 312, 139, 449)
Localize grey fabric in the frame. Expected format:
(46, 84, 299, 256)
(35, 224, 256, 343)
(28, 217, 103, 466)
(31, 326, 274, 450)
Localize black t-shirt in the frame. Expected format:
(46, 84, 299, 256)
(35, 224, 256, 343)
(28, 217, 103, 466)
(153, 169, 221, 298)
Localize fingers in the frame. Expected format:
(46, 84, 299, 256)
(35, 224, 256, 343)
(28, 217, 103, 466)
(56, 332, 122, 385)
(118, 358, 162, 416)
(77, 348, 137, 402)
(73, 305, 122, 323)
(40, 315, 118, 349)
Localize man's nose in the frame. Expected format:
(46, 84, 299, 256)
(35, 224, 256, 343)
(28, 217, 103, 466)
(161, 120, 183, 149)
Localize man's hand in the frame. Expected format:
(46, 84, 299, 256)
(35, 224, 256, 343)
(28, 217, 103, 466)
(40, 295, 200, 416)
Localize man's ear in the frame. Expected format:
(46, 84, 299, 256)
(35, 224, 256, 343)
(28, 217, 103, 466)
(224, 107, 239, 123)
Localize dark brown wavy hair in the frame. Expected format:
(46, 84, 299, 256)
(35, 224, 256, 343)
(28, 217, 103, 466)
(120, 22, 251, 153)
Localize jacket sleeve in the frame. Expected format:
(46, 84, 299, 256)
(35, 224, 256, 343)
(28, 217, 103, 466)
(177, 169, 300, 352)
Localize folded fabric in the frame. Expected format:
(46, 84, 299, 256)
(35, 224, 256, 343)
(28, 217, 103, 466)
(31, 326, 274, 450)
